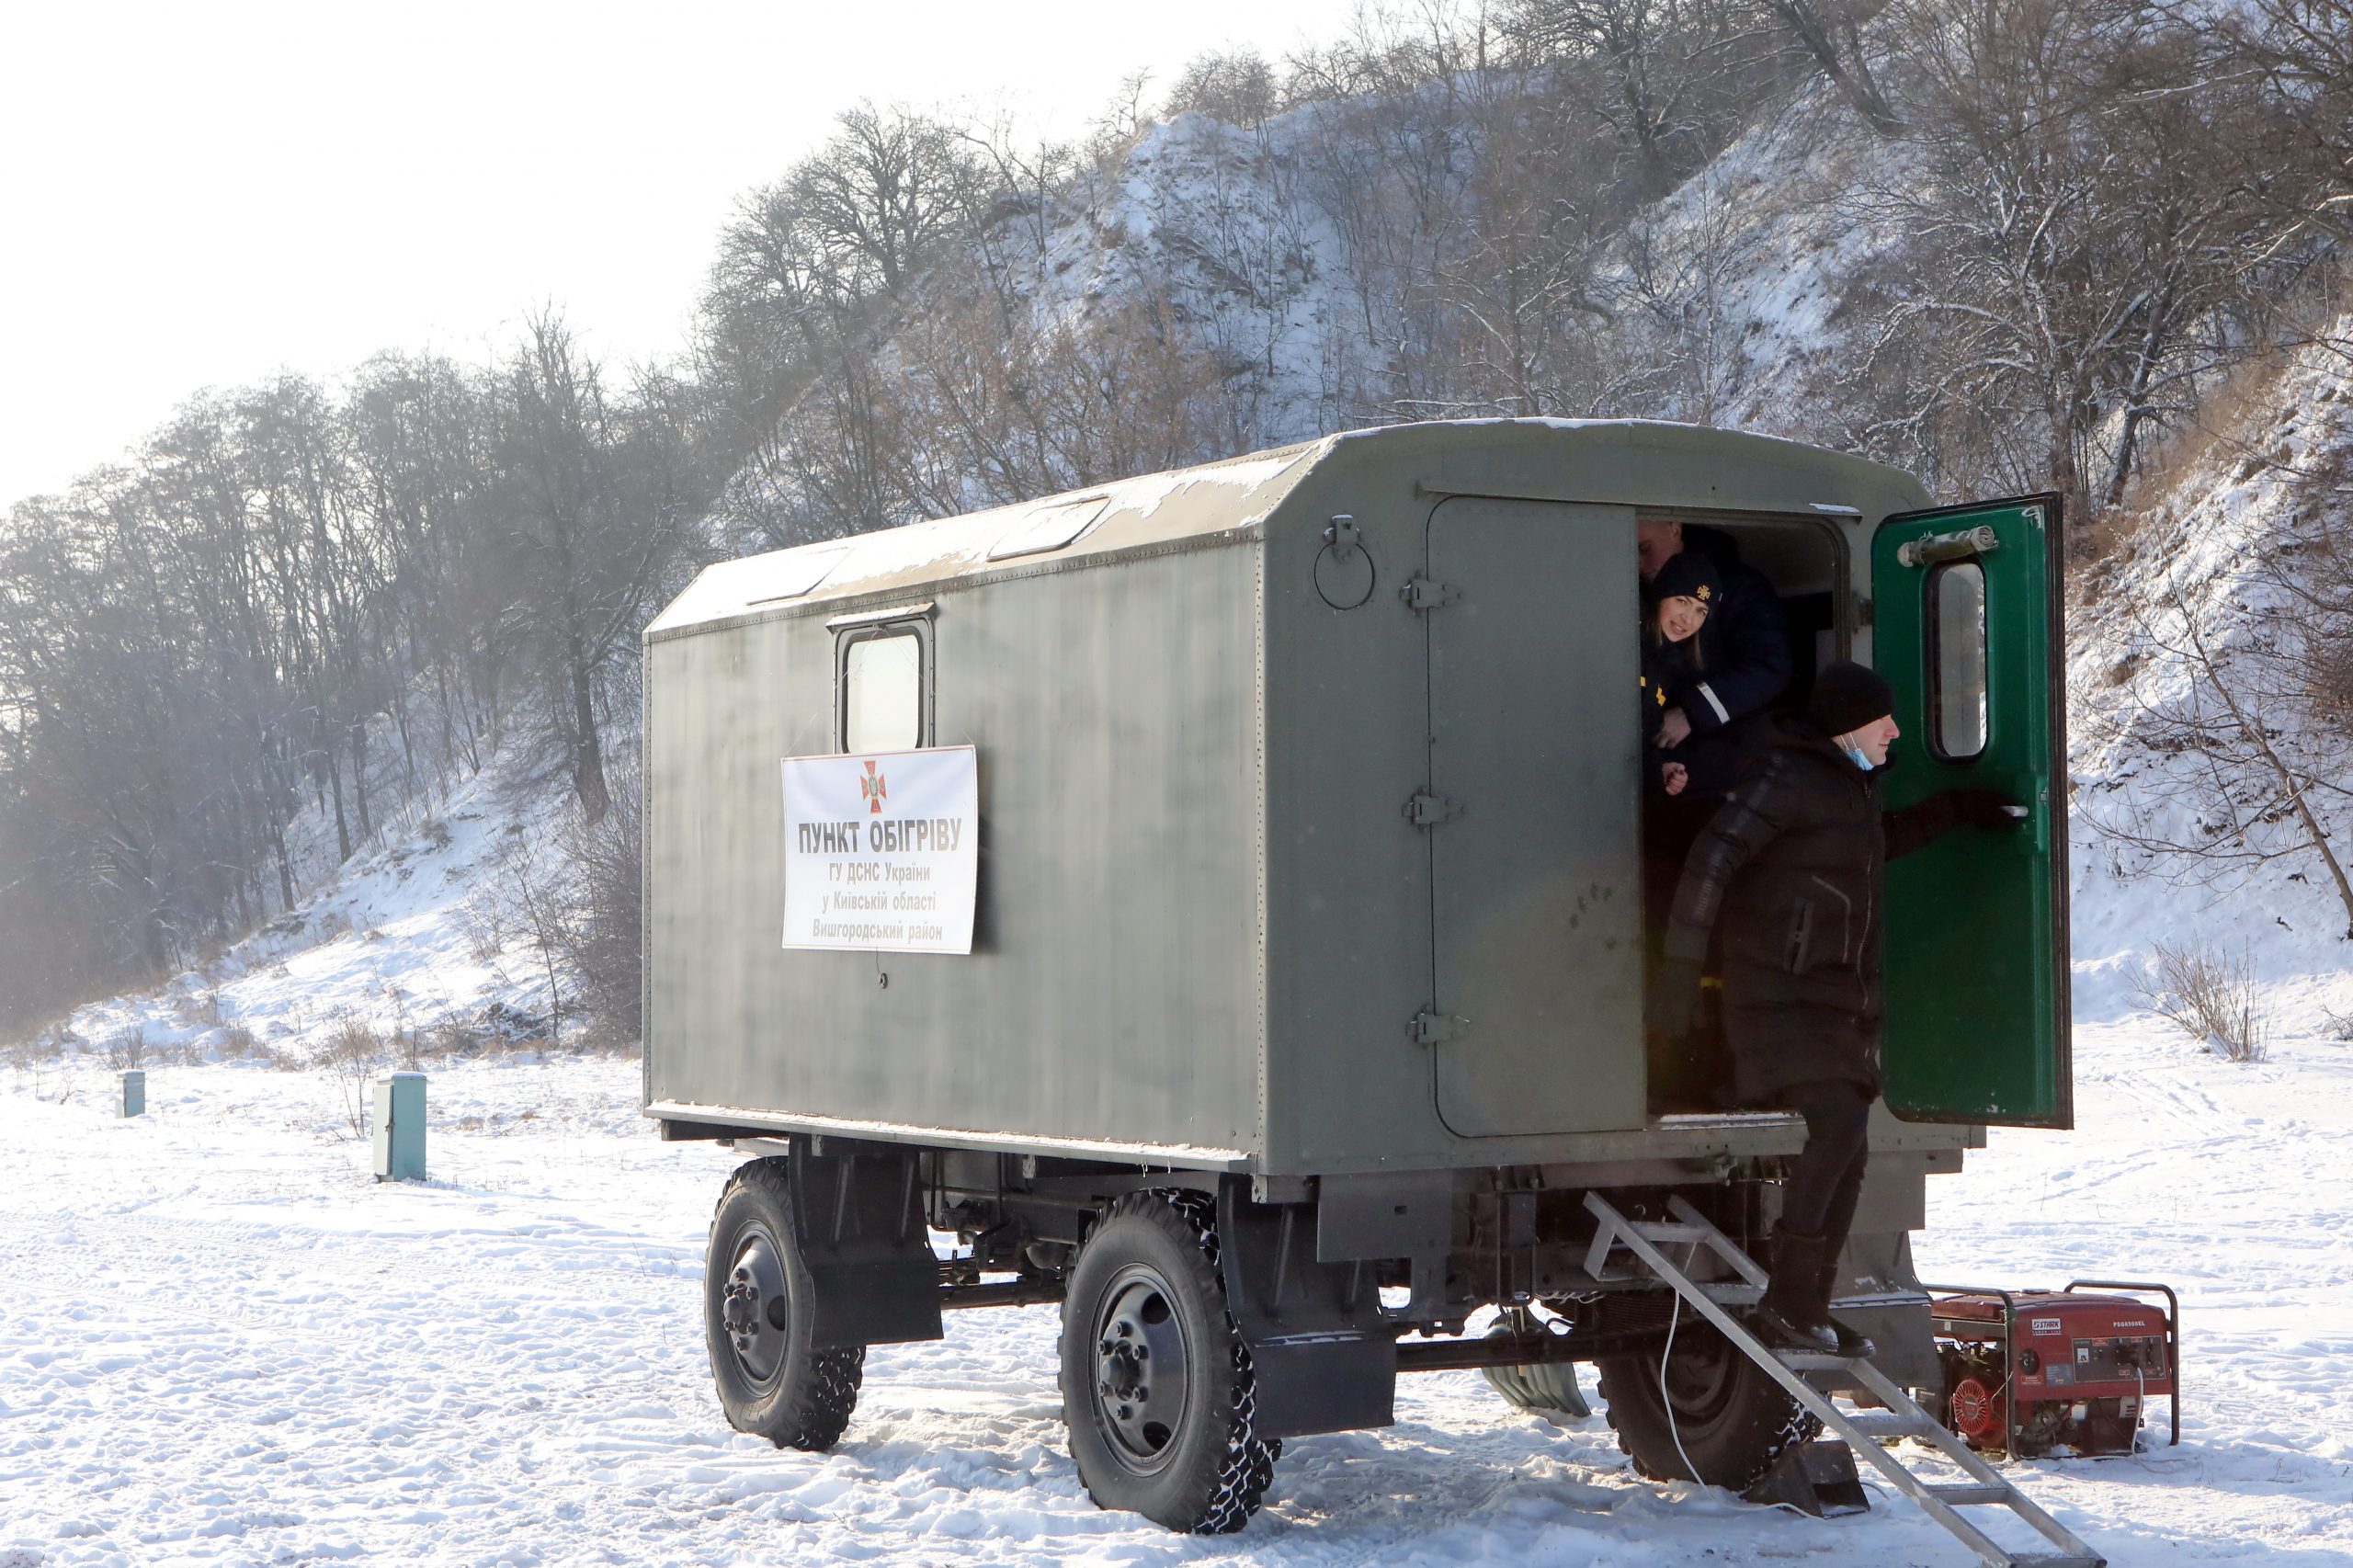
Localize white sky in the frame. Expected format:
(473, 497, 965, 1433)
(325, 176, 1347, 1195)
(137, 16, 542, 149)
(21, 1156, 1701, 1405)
(0, 0, 1367, 508)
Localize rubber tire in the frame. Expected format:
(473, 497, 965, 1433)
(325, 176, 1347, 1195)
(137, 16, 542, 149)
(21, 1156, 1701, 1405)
(1483, 1310, 1592, 1418)
(1597, 1319, 1821, 1491)
(1485, 1358, 1593, 1419)
(1059, 1191, 1277, 1533)
(704, 1157, 866, 1450)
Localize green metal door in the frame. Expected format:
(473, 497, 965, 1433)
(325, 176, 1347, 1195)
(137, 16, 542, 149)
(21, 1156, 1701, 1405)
(1426, 497, 1643, 1137)
(1873, 494, 2071, 1127)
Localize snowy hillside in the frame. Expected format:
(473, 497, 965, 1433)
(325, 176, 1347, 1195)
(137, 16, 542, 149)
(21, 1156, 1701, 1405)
(716, 80, 1923, 533)
(956, 86, 1902, 467)
(37, 751, 591, 1075)
(2066, 318, 2353, 1031)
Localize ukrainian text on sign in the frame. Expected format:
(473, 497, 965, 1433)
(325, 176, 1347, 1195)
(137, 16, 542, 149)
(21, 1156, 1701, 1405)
(781, 747, 978, 953)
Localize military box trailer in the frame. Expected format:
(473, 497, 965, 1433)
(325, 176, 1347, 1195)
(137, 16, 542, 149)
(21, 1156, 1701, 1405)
(642, 418, 2070, 1531)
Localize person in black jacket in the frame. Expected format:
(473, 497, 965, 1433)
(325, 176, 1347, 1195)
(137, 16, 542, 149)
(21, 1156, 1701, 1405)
(1637, 520, 1791, 756)
(1651, 661, 2018, 1354)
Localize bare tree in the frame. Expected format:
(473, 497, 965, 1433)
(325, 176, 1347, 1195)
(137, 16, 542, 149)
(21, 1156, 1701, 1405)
(488, 825, 574, 1048)
(1165, 49, 1284, 127)
(791, 105, 986, 299)
(558, 756, 643, 1041)
(698, 107, 983, 546)
(1850, 0, 2319, 517)
(2091, 574, 2353, 937)
(1502, 0, 1777, 187)
(485, 313, 699, 822)
(1086, 69, 1161, 163)
(1755, 0, 1903, 133)
(2200, 0, 2353, 239)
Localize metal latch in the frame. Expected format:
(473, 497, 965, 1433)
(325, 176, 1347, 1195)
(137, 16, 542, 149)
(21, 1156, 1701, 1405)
(1400, 574, 1457, 611)
(1402, 791, 1461, 826)
(1324, 515, 1361, 557)
(1896, 525, 1999, 568)
(1411, 1011, 1469, 1046)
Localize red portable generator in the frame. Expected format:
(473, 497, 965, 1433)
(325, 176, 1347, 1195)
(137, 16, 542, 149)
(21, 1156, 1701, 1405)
(1922, 1278, 2179, 1458)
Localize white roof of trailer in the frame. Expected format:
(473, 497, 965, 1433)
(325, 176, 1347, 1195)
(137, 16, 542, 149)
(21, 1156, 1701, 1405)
(648, 418, 1924, 641)
(647, 440, 1330, 639)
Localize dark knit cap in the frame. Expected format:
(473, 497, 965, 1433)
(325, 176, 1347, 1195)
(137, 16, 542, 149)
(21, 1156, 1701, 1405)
(1810, 660, 1896, 737)
(1650, 550, 1722, 608)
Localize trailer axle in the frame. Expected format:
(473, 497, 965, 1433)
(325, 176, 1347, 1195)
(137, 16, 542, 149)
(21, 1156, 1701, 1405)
(1394, 1327, 1665, 1373)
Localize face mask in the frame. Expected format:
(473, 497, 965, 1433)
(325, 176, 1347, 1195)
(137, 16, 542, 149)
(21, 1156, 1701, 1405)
(1844, 745, 1875, 772)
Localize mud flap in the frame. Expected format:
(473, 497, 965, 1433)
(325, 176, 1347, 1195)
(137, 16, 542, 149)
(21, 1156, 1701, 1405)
(789, 1137, 944, 1348)
(1744, 1440, 1869, 1517)
(1216, 1183, 1396, 1438)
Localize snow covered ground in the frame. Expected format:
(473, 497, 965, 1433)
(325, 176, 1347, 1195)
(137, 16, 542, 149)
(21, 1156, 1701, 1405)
(4, 1015, 2348, 1567)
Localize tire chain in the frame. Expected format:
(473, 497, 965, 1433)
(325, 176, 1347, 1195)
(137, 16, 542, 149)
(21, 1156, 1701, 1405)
(1596, 1355, 1821, 1488)
(715, 1159, 869, 1451)
(797, 1346, 868, 1450)
(1147, 1189, 1282, 1534)
(1756, 1400, 1824, 1484)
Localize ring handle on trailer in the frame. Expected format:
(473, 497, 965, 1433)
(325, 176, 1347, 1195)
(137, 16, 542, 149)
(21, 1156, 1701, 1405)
(2065, 1278, 2181, 1449)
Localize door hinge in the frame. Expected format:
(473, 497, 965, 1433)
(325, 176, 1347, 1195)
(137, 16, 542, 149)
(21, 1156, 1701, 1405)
(1400, 574, 1457, 611)
(1411, 1011, 1470, 1047)
(1403, 791, 1462, 826)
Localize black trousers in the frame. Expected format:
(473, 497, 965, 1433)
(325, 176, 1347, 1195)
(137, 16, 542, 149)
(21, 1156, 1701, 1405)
(1780, 1078, 1872, 1254)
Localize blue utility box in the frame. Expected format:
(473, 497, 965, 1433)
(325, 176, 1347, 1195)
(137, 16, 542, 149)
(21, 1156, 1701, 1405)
(372, 1072, 426, 1182)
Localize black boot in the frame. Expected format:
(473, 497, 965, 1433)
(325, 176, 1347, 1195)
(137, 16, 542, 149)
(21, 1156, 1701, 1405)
(1815, 1260, 1877, 1359)
(1752, 1227, 1836, 1353)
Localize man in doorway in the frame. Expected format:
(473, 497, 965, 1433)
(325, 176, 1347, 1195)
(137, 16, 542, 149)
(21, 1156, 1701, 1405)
(1636, 519, 1791, 759)
(1650, 661, 2020, 1354)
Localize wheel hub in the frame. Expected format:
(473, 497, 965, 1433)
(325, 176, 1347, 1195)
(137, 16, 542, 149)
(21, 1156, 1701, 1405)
(1661, 1327, 1742, 1422)
(722, 1228, 790, 1384)
(1091, 1266, 1192, 1470)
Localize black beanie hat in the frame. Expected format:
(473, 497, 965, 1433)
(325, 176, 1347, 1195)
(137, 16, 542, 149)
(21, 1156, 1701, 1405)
(1810, 660, 1896, 737)
(1650, 550, 1722, 608)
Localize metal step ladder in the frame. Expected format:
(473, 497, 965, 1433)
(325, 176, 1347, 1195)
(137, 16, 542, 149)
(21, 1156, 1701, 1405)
(1584, 1192, 2106, 1568)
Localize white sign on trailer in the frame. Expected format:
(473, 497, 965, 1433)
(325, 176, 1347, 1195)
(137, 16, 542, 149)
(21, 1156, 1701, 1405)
(781, 746, 979, 954)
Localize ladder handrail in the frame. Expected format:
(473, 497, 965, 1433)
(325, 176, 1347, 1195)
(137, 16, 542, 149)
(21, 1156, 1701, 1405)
(1583, 1192, 2106, 1568)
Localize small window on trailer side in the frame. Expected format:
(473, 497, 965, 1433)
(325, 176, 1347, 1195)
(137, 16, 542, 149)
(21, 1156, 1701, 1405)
(835, 615, 931, 754)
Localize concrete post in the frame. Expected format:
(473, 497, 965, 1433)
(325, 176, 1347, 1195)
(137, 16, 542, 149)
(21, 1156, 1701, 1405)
(372, 1071, 426, 1181)
(118, 1069, 144, 1118)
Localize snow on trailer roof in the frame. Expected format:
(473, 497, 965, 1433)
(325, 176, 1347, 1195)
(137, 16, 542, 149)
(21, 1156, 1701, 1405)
(645, 417, 1921, 642)
(645, 438, 1331, 641)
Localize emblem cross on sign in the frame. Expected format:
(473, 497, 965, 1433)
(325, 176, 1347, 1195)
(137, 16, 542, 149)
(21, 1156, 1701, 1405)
(860, 760, 888, 814)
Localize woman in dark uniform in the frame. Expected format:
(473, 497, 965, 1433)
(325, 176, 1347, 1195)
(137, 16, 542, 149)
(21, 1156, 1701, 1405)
(1639, 550, 1739, 806)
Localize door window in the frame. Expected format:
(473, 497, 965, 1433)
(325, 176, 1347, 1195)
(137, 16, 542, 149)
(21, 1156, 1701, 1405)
(1928, 561, 1988, 760)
